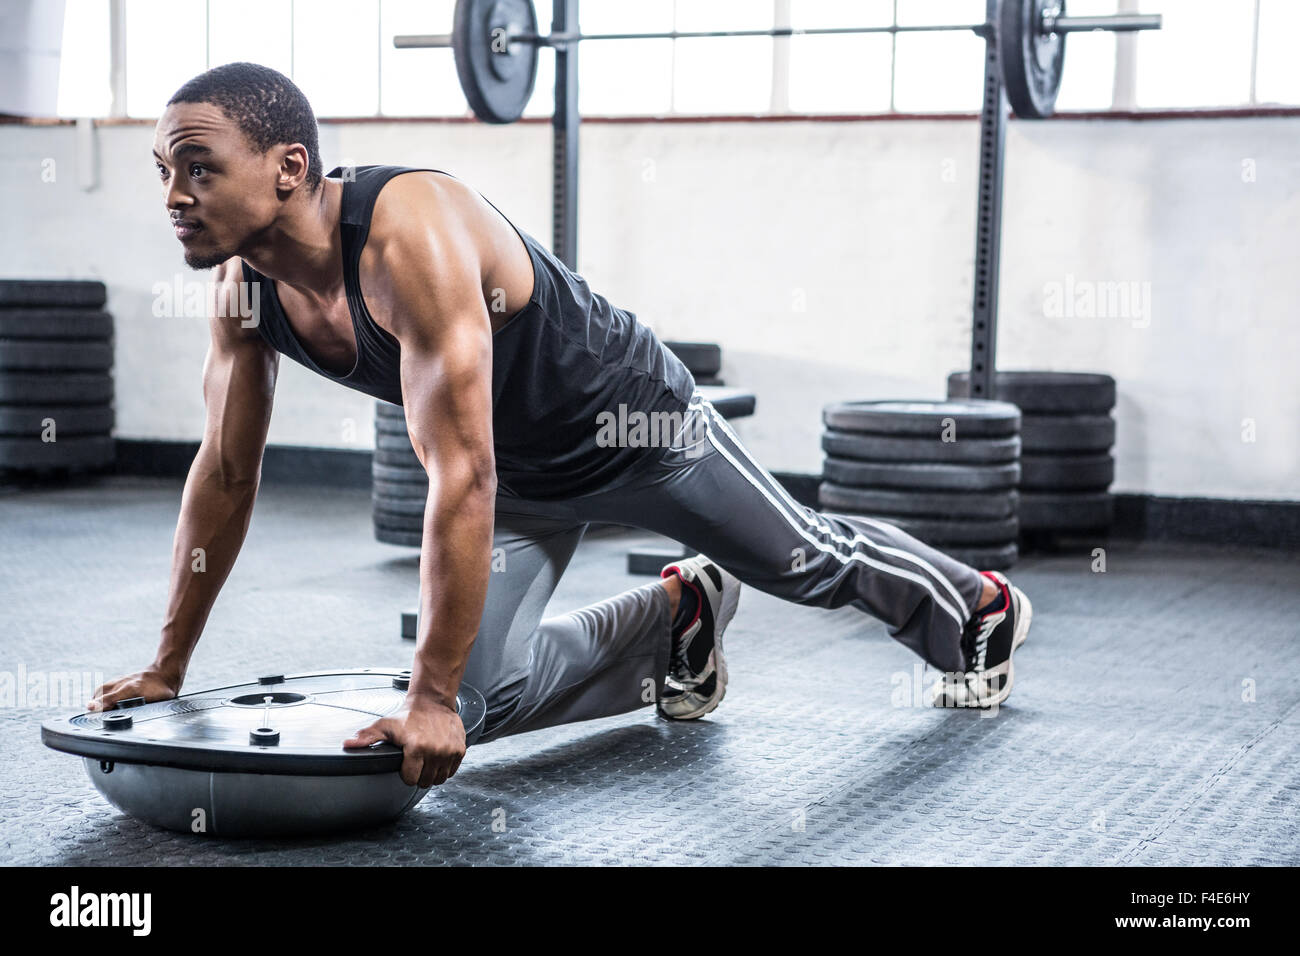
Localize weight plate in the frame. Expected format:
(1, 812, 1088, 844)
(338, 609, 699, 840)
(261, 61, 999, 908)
(0, 340, 113, 371)
(663, 341, 722, 377)
(0, 372, 113, 404)
(1018, 490, 1114, 530)
(819, 483, 1019, 520)
(372, 462, 427, 484)
(947, 370, 1115, 414)
(374, 508, 425, 530)
(376, 416, 411, 436)
(0, 310, 113, 340)
(376, 525, 423, 547)
(375, 431, 419, 452)
(0, 279, 106, 309)
(822, 457, 1020, 492)
(697, 385, 756, 419)
(0, 434, 114, 470)
(848, 512, 1020, 546)
(41, 670, 487, 836)
(1020, 413, 1115, 452)
(822, 430, 1021, 464)
(1020, 452, 1114, 490)
(822, 399, 1020, 438)
(0, 405, 114, 436)
(373, 446, 423, 467)
(374, 479, 427, 499)
(1001, 0, 1067, 119)
(941, 541, 1019, 572)
(373, 494, 426, 516)
(453, 0, 539, 124)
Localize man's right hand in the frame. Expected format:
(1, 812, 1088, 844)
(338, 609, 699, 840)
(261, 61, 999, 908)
(87, 668, 181, 712)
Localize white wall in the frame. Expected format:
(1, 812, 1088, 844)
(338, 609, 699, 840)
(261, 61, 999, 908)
(0, 115, 1295, 501)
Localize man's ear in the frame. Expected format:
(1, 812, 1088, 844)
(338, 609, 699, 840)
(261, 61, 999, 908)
(276, 144, 312, 191)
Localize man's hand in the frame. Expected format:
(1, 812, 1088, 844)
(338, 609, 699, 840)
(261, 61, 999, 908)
(344, 697, 466, 788)
(87, 668, 181, 712)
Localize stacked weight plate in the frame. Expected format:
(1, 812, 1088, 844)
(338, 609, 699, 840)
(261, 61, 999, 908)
(372, 400, 425, 546)
(0, 280, 115, 474)
(948, 371, 1115, 543)
(663, 340, 723, 386)
(819, 399, 1022, 570)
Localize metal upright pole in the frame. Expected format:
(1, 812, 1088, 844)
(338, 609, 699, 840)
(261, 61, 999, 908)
(552, 0, 580, 268)
(968, 0, 1008, 401)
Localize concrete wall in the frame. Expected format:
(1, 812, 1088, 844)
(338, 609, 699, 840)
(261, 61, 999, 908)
(0, 114, 1295, 501)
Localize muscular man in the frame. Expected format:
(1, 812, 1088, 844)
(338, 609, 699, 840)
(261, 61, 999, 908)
(89, 63, 1032, 789)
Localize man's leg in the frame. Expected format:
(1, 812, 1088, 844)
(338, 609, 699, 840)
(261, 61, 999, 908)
(469, 497, 674, 744)
(572, 393, 988, 673)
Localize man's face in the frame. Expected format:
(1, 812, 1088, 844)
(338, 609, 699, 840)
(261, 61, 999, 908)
(152, 102, 287, 270)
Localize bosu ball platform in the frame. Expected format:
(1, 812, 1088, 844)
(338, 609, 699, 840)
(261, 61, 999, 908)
(41, 669, 487, 837)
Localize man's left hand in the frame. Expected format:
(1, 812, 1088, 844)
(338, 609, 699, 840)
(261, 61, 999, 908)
(344, 697, 466, 787)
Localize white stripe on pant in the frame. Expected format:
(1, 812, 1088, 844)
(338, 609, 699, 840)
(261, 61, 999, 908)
(468, 393, 986, 743)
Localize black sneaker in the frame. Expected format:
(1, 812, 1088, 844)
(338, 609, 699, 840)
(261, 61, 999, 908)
(930, 570, 1032, 709)
(657, 554, 741, 720)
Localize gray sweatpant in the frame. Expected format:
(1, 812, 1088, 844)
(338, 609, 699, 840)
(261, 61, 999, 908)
(468, 391, 987, 744)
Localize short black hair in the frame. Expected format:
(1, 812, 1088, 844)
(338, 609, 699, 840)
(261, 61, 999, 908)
(167, 62, 323, 193)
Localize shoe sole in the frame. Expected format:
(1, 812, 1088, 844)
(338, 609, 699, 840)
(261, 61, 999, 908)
(659, 565, 739, 720)
(932, 579, 1032, 709)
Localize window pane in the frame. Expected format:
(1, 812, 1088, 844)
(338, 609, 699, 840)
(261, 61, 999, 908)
(521, 48, 554, 118)
(789, 34, 893, 112)
(893, 31, 983, 111)
(791, 0, 892, 30)
(674, 36, 773, 113)
(58, 0, 111, 117)
(209, 0, 292, 77)
(293, 0, 380, 116)
(895, 0, 984, 28)
(380, 0, 464, 116)
(1256, 0, 1300, 105)
(1053, 30, 1116, 110)
(125, 0, 207, 117)
(675, 1, 773, 32)
(580, 0, 674, 34)
(1136, 0, 1253, 108)
(580, 39, 674, 114)
(1052, 0, 1120, 112)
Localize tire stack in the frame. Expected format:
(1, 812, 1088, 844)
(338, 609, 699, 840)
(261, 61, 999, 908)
(948, 371, 1115, 545)
(0, 280, 115, 476)
(663, 341, 723, 385)
(818, 400, 1022, 570)
(371, 400, 424, 547)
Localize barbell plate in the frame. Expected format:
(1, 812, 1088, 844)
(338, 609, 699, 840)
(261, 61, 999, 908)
(453, 0, 539, 124)
(1000, 0, 1067, 119)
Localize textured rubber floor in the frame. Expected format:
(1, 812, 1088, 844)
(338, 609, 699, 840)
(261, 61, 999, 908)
(2, 478, 1297, 865)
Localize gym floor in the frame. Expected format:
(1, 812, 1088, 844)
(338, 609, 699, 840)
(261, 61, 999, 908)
(4, 477, 1296, 866)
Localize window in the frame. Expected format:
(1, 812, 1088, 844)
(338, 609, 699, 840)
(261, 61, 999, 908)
(788, 0, 893, 113)
(49, 0, 1300, 119)
(1136, 0, 1255, 108)
(1255, 0, 1300, 105)
(123, 0, 206, 118)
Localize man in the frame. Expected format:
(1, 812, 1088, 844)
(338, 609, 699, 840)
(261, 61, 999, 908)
(89, 63, 1031, 790)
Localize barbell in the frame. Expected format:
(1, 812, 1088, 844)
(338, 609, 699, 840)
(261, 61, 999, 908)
(395, 0, 1162, 124)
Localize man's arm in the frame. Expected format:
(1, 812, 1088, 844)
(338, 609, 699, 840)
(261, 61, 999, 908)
(89, 259, 277, 709)
(343, 191, 497, 788)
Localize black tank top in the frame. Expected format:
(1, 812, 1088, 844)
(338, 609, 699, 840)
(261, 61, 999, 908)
(241, 164, 695, 500)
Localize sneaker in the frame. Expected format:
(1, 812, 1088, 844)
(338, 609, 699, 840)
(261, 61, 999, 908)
(930, 570, 1032, 709)
(657, 554, 741, 720)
